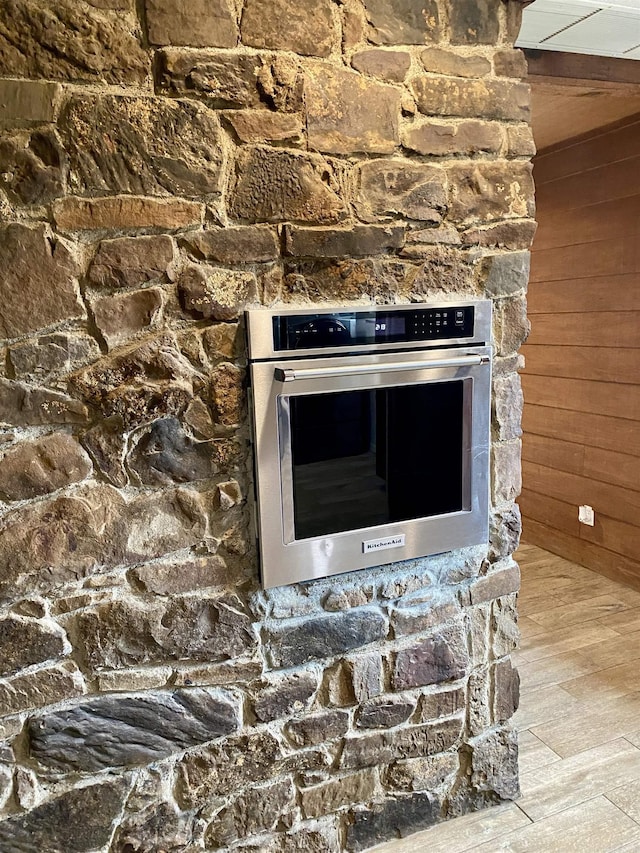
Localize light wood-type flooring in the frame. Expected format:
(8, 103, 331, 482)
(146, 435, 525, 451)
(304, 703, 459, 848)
(374, 541, 640, 852)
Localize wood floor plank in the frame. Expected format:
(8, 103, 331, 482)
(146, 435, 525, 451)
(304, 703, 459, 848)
(518, 731, 561, 775)
(531, 691, 640, 758)
(513, 683, 586, 730)
(370, 803, 531, 853)
(563, 661, 640, 702)
(614, 843, 640, 853)
(569, 579, 640, 606)
(572, 629, 640, 671)
(598, 607, 640, 635)
(597, 586, 640, 608)
(517, 615, 548, 640)
(517, 621, 620, 663)
(606, 778, 640, 826)
(526, 594, 631, 631)
(517, 654, 601, 696)
(518, 570, 581, 600)
(519, 556, 600, 584)
(518, 738, 640, 821)
(516, 590, 573, 617)
(624, 731, 640, 749)
(470, 796, 640, 853)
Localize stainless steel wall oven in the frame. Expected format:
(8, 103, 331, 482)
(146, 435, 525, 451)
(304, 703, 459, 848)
(246, 301, 492, 589)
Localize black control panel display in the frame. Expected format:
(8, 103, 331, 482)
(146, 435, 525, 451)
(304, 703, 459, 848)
(273, 306, 475, 351)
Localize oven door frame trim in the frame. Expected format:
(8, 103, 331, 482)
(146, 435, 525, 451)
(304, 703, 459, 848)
(250, 344, 492, 589)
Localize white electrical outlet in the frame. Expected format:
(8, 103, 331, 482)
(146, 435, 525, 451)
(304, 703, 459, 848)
(579, 505, 595, 526)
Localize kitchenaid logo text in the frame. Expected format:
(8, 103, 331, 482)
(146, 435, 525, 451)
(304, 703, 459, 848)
(362, 535, 406, 554)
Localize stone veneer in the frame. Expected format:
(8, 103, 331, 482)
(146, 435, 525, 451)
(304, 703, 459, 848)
(0, 1, 534, 850)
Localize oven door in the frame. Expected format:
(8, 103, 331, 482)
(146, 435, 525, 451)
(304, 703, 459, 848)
(250, 345, 491, 589)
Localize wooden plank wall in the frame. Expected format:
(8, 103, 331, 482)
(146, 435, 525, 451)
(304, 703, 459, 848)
(520, 114, 640, 590)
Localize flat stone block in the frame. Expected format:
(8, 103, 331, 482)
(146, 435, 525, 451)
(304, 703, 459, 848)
(184, 225, 279, 264)
(421, 47, 491, 77)
(402, 119, 502, 157)
(222, 109, 305, 145)
(61, 94, 224, 197)
(28, 688, 239, 771)
(412, 77, 530, 122)
(285, 225, 405, 258)
(449, 0, 501, 44)
(0, 662, 85, 716)
(88, 235, 175, 289)
(357, 160, 447, 222)
(265, 609, 387, 669)
(146, 0, 237, 47)
(392, 624, 469, 690)
(0, 224, 84, 340)
(0, 0, 148, 84)
(53, 196, 204, 230)
(0, 434, 91, 501)
(0, 79, 60, 124)
(448, 162, 535, 225)
(0, 379, 88, 428)
(91, 287, 164, 350)
(470, 563, 521, 606)
(156, 48, 265, 109)
(351, 49, 411, 82)
(0, 616, 67, 677)
(304, 65, 401, 155)
(0, 782, 127, 853)
(229, 147, 346, 224)
(241, 0, 335, 56)
(362, 0, 441, 45)
(176, 730, 283, 808)
(345, 792, 440, 850)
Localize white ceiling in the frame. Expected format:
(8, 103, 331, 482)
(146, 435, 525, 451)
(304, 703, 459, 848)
(516, 0, 640, 59)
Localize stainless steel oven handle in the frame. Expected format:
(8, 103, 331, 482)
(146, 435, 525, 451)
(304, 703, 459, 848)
(274, 354, 489, 382)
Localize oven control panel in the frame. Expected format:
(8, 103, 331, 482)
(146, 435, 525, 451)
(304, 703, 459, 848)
(273, 305, 475, 351)
(406, 307, 474, 339)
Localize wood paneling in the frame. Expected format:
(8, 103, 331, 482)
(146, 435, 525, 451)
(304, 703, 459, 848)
(528, 236, 640, 282)
(522, 435, 584, 477)
(522, 403, 640, 456)
(523, 434, 640, 492)
(534, 155, 640, 212)
(525, 312, 640, 347)
(522, 405, 640, 458)
(527, 274, 639, 314)
(521, 489, 640, 563)
(521, 118, 640, 587)
(583, 447, 640, 493)
(520, 489, 581, 537)
(522, 345, 639, 384)
(532, 196, 640, 252)
(522, 375, 640, 420)
(523, 461, 640, 529)
(533, 118, 640, 185)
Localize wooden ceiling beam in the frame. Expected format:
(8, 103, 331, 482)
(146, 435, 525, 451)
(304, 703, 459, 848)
(525, 49, 640, 89)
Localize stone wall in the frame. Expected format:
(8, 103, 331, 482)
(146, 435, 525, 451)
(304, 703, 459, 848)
(0, 1, 534, 850)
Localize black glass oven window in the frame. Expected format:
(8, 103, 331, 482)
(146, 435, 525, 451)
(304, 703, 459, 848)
(289, 381, 465, 540)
